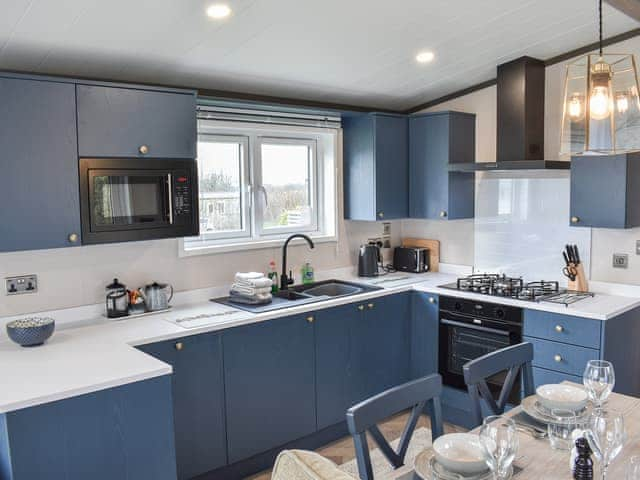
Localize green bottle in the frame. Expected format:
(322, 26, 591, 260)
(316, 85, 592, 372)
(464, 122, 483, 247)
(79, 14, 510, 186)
(268, 260, 279, 293)
(301, 262, 314, 285)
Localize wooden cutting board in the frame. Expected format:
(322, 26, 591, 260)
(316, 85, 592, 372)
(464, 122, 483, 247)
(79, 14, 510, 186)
(401, 238, 440, 272)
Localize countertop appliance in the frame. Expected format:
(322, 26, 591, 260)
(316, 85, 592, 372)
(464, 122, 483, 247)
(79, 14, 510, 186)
(79, 158, 198, 245)
(393, 247, 429, 273)
(439, 273, 594, 306)
(106, 278, 128, 318)
(438, 295, 523, 403)
(358, 244, 381, 277)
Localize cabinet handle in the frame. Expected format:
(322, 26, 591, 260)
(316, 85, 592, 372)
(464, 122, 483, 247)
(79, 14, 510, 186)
(377, 212, 384, 219)
(428, 297, 436, 304)
(439, 211, 447, 218)
(139, 145, 149, 155)
(555, 325, 564, 333)
(571, 216, 580, 224)
(358, 305, 365, 311)
(175, 342, 184, 351)
(68, 233, 79, 243)
(306, 316, 314, 323)
(554, 354, 562, 363)
(367, 303, 374, 310)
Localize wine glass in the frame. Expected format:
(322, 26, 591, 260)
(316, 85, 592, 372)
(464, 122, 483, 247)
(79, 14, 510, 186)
(583, 360, 615, 413)
(479, 415, 518, 480)
(626, 456, 640, 479)
(584, 410, 626, 480)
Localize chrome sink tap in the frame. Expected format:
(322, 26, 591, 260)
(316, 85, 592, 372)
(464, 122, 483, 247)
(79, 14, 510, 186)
(281, 234, 315, 290)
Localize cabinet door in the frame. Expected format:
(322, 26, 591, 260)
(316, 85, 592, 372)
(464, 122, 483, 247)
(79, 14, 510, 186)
(223, 314, 316, 463)
(410, 292, 439, 379)
(138, 333, 227, 479)
(375, 115, 409, 220)
(357, 294, 411, 399)
(77, 85, 196, 158)
(0, 77, 81, 252)
(315, 302, 363, 429)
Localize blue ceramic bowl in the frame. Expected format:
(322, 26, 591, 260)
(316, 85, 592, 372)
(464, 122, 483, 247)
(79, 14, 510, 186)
(6, 317, 55, 347)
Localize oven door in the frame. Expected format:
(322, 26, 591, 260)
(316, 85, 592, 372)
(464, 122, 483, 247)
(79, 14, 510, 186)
(438, 312, 522, 403)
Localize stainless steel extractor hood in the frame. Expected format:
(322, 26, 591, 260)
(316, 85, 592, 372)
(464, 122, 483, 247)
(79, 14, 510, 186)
(449, 56, 570, 172)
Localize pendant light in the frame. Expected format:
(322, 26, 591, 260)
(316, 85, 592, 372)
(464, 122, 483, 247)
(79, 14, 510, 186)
(560, 0, 640, 155)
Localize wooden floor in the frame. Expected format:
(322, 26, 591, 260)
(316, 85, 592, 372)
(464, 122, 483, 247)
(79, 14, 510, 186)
(245, 412, 467, 480)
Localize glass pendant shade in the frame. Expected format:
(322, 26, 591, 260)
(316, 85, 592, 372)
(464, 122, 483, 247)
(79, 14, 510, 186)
(560, 54, 640, 156)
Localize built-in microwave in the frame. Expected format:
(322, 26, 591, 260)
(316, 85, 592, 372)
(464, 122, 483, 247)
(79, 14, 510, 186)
(79, 158, 199, 245)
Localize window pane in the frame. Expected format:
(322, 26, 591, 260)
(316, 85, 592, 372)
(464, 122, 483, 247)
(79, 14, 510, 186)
(260, 143, 313, 230)
(197, 139, 244, 233)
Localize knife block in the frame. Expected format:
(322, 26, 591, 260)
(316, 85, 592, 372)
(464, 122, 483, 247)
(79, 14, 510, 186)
(568, 263, 588, 292)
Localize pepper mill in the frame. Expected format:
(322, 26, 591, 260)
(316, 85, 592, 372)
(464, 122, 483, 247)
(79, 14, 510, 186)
(573, 437, 594, 480)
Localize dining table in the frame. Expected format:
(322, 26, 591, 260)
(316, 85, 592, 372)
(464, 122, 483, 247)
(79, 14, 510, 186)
(383, 382, 640, 480)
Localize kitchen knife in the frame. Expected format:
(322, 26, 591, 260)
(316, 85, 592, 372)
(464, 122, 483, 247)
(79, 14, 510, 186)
(565, 244, 574, 264)
(573, 244, 581, 265)
(563, 251, 571, 266)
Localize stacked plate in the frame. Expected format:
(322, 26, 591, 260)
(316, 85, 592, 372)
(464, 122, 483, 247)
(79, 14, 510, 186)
(522, 384, 591, 424)
(414, 434, 491, 479)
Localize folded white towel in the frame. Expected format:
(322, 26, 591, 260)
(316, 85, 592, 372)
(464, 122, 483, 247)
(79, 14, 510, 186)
(235, 277, 273, 289)
(230, 289, 272, 301)
(235, 272, 266, 281)
(231, 284, 273, 296)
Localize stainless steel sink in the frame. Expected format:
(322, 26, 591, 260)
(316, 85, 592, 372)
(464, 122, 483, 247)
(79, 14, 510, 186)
(300, 282, 363, 298)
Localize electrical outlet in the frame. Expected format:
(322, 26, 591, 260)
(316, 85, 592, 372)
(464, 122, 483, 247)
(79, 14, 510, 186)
(636, 240, 640, 255)
(5, 275, 38, 295)
(613, 254, 629, 269)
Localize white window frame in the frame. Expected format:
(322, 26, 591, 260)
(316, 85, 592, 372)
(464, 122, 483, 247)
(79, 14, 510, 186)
(180, 120, 338, 256)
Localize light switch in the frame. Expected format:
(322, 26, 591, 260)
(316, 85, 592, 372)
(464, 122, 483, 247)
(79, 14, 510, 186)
(636, 240, 640, 255)
(613, 254, 629, 269)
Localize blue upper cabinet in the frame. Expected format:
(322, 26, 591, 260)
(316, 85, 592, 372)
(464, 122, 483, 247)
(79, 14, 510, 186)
(76, 84, 197, 158)
(0, 76, 82, 252)
(343, 113, 409, 220)
(137, 333, 227, 480)
(409, 111, 475, 220)
(223, 313, 316, 463)
(570, 152, 640, 228)
(315, 294, 411, 430)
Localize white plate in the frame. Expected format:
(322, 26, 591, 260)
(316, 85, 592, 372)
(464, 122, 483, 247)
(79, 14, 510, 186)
(536, 384, 588, 412)
(432, 433, 488, 475)
(414, 448, 494, 480)
(521, 395, 592, 425)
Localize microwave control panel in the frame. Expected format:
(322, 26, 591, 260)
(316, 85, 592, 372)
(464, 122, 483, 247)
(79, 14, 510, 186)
(173, 173, 192, 216)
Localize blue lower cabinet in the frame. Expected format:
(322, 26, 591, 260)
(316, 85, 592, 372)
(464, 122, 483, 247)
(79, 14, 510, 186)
(532, 366, 582, 388)
(525, 336, 599, 377)
(0, 376, 176, 480)
(315, 294, 411, 430)
(223, 314, 316, 463)
(410, 292, 439, 379)
(137, 333, 227, 479)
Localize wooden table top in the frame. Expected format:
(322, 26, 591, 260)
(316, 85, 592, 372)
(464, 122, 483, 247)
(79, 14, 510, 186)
(385, 383, 640, 480)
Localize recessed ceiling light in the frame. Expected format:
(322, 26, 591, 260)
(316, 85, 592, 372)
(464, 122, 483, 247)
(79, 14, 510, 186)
(416, 51, 435, 64)
(207, 3, 232, 19)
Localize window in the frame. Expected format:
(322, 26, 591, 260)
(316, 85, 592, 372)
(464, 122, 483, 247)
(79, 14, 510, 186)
(182, 119, 338, 255)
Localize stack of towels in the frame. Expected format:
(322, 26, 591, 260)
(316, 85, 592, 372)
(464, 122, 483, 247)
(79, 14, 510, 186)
(229, 272, 273, 305)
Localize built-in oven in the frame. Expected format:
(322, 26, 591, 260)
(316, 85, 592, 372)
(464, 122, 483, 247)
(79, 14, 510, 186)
(79, 158, 198, 245)
(438, 295, 523, 403)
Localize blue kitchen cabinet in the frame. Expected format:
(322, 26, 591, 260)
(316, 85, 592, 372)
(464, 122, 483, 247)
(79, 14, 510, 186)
(409, 111, 475, 220)
(343, 113, 409, 220)
(137, 333, 227, 479)
(223, 313, 316, 463)
(570, 152, 640, 228)
(76, 84, 197, 159)
(0, 376, 176, 480)
(410, 292, 439, 379)
(0, 76, 82, 252)
(315, 294, 411, 429)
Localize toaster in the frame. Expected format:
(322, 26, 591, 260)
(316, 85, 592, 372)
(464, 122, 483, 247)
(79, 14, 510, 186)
(393, 247, 429, 273)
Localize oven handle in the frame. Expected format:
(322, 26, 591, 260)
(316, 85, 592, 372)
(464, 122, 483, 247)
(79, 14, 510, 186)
(167, 173, 174, 225)
(440, 318, 510, 337)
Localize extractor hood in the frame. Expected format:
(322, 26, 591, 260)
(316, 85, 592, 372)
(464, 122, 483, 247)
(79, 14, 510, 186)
(450, 56, 570, 172)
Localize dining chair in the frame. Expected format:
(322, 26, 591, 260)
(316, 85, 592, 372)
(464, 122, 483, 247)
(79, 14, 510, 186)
(463, 342, 535, 427)
(346, 373, 444, 480)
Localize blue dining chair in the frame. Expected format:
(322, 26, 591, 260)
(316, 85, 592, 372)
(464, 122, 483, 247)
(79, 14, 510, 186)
(463, 342, 535, 427)
(346, 374, 444, 480)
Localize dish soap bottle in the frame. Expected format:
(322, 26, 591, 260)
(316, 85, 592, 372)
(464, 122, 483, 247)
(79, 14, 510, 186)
(301, 262, 314, 285)
(268, 260, 279, 293)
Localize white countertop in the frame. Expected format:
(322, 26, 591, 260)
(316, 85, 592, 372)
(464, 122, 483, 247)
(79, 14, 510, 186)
(1, 269, 639, 414)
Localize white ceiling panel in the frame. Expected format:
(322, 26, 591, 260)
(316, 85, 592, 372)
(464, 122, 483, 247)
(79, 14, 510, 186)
(0, 0, 637, 110)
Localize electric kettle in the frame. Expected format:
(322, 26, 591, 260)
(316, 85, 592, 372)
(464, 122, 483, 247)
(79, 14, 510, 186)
(139, 282, 174, 312)
(358, 244, 381, 277)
